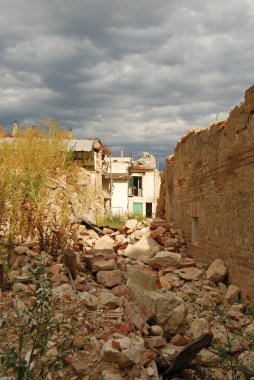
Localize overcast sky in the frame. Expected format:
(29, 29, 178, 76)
(1, 0, 254, 160)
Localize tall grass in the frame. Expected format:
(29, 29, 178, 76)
(0, 121, 76, 259)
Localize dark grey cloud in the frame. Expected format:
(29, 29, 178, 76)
(0, 0, 254, 160)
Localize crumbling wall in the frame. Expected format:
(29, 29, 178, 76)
(157, 85, 254, 302)
(156, 155, 174, 222)
(48, 167, 105, 224)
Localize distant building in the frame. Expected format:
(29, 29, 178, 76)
(67, 138, 111, 172)
(103, 152, 161, 217)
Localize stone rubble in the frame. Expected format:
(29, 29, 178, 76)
(1, 217, 254, 379)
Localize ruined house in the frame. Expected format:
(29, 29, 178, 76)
(67, 138, 111, 172)
(157, 85, 254, 303)
(103, 152, 161, 217)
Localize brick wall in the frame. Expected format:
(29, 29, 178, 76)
(157, 85, 254, 303)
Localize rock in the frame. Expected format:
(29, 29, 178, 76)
(148, 251, 182, 269)
(206, 259, 227, 283)
(238, 351, 254, 372)
(245, 322, 254, 336)
(180, 261, 197, 268)
(176, 267, 202, 281)
(189, 318, 210, 339)
(129, 268, 160, 291)
(149, 226, 167, 239)
(146, 336, 167, 348)
(159, 344, 183, 359)
(212, 327, 242, 353)
(196, 294, 212, 310)
(162, 273, 184, 290)
(14, 246, 29, 255)
(150, 325, 163, 336)
(12, 282, 30, 293)
(101, 370, 124, 380)
(73, 335, 85, 349)
(197, 348, 220, 366)
(224, 285, 240, 304)
(98, 291, 122, 309)
(8, 270, 19, 283)
(14, 274, 33, 284)
(123, 236, 160, 262)
(79, 291, 98, 310)
(146, 359, 160, 379)
(102, 333, 145, 368)
(149, 219, 171, 230)
(127, 280, 187, 333)
(97, 270, 122, 287)
(52, 284, 75, 299)
(226, 308, 245, 321)
(91, 258, 117, 272)
(71, 359, 88, 374)
(94, 235, 115, 250)
(125, 219, 138, 229)
(170, 334, 191, 346)
(130, 229, 149, 241)
(48, 264, 62, 276)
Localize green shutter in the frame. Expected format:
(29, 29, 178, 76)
(133, 202, 143, 214)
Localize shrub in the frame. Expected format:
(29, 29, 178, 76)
(97, 212, 147, 228)
(0, 258, 73, 379)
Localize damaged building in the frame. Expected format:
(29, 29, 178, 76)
(103, 152, 161, 217)
(157, 85, 254, 303)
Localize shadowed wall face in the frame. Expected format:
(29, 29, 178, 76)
(157, 85, 254, 303)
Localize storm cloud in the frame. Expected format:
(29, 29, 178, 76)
(1, 0, 254, 159)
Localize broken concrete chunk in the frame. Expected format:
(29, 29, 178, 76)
(71, 359, 88, 374)
(149, 226, 167, 239)
(79, 291, 98, 310)
(197, 348, 220, 366)
(129, 268, 159, 291)
(52, 284, 75, 299)
(14, 246, 30, 255)
(146, 336, 167, 348)
(101, 370, 124, 380)
(245, 322, 254, 336)
(206, 259, 227, 283)
(149, 218, 171, 230)
(91, 258, 117, 272)
(176, 267, 202, 281)
(96, 270, 122, 287)
(123, 236, 160, 262)
(170, 334, 191, 346)
(150, 325, 163, 336)
(127, 280, 187, 333)
(238, 351, 254, 372)
(94, 235, 115, 250)
(189, 318, 210, 340)
(98, 291, 122, 309)
(125, 219, 138, 229)
(224, 284, 240, 304)
(102, 334, 145, 368)
(148, 251, 182, 269)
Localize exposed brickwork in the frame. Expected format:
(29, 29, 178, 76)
(157, 85, 254, 303)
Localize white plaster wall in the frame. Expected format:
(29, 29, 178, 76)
(111, 180, 128, 214)
(111, 162, 128, 173)
(128, 170, 161, 216)
(142, 172, 156, 199)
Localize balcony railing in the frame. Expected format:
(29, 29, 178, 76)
(128, 187, 143, 196)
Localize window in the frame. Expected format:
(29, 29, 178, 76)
(192, 217, 199, 244)
(128, 176, 143, 196)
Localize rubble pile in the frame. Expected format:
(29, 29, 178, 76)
(1, 218, 254, 379)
